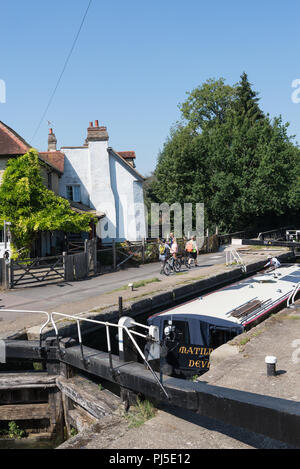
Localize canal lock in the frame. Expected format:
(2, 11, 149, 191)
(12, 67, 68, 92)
(0, 252, 295, 448)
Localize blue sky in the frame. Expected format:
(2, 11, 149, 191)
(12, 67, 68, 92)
(1, 0, 300, 175)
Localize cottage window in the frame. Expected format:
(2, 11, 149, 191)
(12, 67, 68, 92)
(66, 185, 81, 202)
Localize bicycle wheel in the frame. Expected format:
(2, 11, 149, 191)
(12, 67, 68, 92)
(174, 259, 181, 272)
(163, 262, 171, 276)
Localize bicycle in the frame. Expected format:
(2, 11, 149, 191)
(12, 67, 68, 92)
(162, 254, 182, 276)
(177, 252, 191, 270)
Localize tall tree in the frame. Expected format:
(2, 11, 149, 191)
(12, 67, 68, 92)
(179, 78, 236, 132)
(234, 72, 264, 123)
(151, 73, 300, 234)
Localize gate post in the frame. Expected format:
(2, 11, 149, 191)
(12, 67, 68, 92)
(142, 239, 145, 264)
(112, 240, 117, 271)
(63, 252, 67, 281)
(2, 258, 10, 290)
(84, 240, 89, 277)
(9, 259, 13, 289)
(94, 238, 97, 274)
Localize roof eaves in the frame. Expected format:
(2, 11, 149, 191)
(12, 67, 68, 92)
(109, 148, 145, 182)
(39, 152, 65, 175)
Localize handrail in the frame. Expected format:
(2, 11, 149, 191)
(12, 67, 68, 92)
(258, 226, 292, 241)
(0, 308, 169, 399)
(287, 282, 300, 308)
(226, 249, 246, 272)
(0, 309, 50, 344)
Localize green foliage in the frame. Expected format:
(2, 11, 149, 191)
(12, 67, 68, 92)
(0, 149, 95, 257)
(180, 77, 236, 131)
(8, 421, 26, 439)
(151, 73, 300, 233)
(124, 399, 156, 428)
(0, 421, 26, 440)
(70, 427, 78, 437)
(233, 72, 264, 123)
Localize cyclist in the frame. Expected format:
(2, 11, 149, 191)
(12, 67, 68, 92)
(170, 237, 178, 269)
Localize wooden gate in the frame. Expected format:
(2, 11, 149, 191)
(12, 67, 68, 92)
(85, 239, 97, 275)
(10, 256, 64, 288)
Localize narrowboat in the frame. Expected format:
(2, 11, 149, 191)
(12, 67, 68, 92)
(146, 263, 300, 378)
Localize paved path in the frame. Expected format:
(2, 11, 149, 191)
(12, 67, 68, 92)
(0, 251, 226, 322)
(0, 247, 286, 335)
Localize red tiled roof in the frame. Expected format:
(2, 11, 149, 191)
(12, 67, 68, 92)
(111, 149, 145, 181)
(0, 121, 31, 155)
(39, 151, 65, 174)
(118, 151, 136, 160)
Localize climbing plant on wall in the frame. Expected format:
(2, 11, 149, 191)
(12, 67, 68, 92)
(0, 149, 95, 258)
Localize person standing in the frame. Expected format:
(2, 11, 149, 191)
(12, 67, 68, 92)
(159, 239, 171, 274)
(170, 237, 178, 269)
(186, 235, 199, 267)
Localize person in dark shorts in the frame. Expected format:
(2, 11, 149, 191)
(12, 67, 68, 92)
(185, 236, 199, 267)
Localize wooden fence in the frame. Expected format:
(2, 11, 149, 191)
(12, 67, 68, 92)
(9, 255, 64, 289)
(64, 239, 97, 282)
(0, 233, 238, 289)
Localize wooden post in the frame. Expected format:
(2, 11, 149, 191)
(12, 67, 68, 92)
(48, 388, 65, 442)
(142, 239, 145, 264)
(93, 238, 97, 275)
(112, 240, 117, 271)
(119, 296, 123, 319)
(8, 260, 13, 289)
(2, 259, 10, 290)
(63, 252, 67, 281)
(84, 239, 89, 277)
(206, 228, 210, 253)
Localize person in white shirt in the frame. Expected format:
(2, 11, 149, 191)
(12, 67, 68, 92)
(264, 256, 281, 271)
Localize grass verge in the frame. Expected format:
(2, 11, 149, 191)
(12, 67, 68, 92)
(124, 399, 156, 429)
(113, 277, 161, 292)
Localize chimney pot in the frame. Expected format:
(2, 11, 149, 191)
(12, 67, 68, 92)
(48, 129, 57, 152)
(85, 122, 109, 144)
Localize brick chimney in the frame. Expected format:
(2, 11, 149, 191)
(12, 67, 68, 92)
(48, 128, 57, 152)
(85, 120, 109, 144)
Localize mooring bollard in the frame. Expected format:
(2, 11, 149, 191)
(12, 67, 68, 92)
(265, 356, 277, 376)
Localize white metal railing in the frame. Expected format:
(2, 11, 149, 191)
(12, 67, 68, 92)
(226, 249, 247, 272)
(287, 282, 300, 308)
(0, 309, 169, 399)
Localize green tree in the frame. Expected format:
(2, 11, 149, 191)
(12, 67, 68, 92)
(233, 72, 264, 123)
(151, 73, 300, 234)
(0, 149, 95, 257)
(180, 78, 236, 132)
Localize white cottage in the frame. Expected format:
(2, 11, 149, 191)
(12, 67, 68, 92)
(58, 121, 147, 243)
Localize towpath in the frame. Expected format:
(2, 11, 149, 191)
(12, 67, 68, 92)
(0, 246, 288, 335)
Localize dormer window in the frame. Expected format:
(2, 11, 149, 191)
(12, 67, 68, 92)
(66, 185, 81, 202)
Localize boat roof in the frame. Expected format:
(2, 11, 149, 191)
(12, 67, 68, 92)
(149, 264, 300, 327)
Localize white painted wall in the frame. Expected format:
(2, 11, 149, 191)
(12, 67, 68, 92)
(59, 147, 90, 206)
(59, 140, 146, 242)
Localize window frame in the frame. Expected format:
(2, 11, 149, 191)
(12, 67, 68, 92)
(66, 184, 81, 203)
